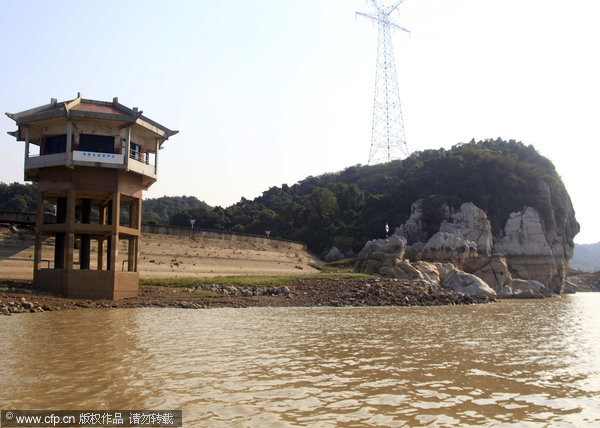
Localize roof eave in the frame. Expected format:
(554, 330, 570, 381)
(5, 98, 62, 123)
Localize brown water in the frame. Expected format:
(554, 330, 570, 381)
(1, 295, 599, 426)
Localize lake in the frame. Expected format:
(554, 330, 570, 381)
(1, 294, 599, 426)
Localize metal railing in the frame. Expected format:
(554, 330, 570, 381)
(129, 148, 155, 166)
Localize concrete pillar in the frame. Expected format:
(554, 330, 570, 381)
(106, 200, 112, 269)
(66, 120, 73, 166)
(24, 126, 30, 167)
(98, 206, 105, 270)
(65, 189, 76, 272)
(128, 237, 135, 272)
(80, 198, 91, 269)
(136, 197, 142, 230)
(125, 127, 131, 171)
(97, 239, 104, 270)
(109, 192, 120, 271)
(155, 138, 159, 175)
(33, 190, 44, 272)
(54, 197, 67, 269)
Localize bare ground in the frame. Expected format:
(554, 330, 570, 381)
(0, 227, 321, 281)
(0, 227, 495, 314)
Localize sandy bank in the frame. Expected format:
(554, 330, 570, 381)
(0, 228, 320, 280)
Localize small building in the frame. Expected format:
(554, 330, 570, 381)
(6, 94, 178, 299)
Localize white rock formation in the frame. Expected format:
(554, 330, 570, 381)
(498, 279, 554, 298)
(494, 207, 566, 292)
(462, 253, 513, 290)
(440, 203, 493, 256)
(494, 207, 553, 256)
(355, 235, 407, 275)
(395, 200, 428, 246)
(379, 260, 441, 286)
(419, 231, 478, 264)
(439, 267, 497, 298)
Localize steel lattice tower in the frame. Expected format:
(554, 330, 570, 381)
(357, 0, 410, 164)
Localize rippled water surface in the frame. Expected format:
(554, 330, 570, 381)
(1, 295, 600, 426)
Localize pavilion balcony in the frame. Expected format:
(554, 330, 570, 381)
(24, 148, 157, 184)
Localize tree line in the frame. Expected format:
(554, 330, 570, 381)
(169, 139, 570, 255)
(1, 139, 570, 256)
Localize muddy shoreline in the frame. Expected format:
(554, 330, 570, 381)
(1, 277, 495, 315)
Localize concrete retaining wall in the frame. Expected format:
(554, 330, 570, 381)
(141, 224, 306, 251)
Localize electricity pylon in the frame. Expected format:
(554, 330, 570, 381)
(357, 0, 410, 164)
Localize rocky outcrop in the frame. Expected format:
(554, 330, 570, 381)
(494, 207, 571, 293)
(418, 231, 478, 264)
(397, 202, 493, 255)
(498, 279, 554, 298)
(440, 203, 493, 256)
(379, 260, 441, 286)
(393, 190, 578, 294)
(355, 235, 406, 275)
(566, 270, 600, 292)
(395, 200, 429, 246)
(355, 245, 497, 298)
(324, 247, 345, 262)
(461, 253, 512, 291)
(440, 267, 497, 298)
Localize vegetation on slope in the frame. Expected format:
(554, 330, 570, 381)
(169, 139, 570, 254)
(141, 196, 208, 224)
(0, 182, 37, 212)
(0, 139, 572, 256)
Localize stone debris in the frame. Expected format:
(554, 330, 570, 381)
(0, 277, 495, 315)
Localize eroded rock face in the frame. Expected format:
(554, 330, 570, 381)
(393, 190, 578, 293)
(357, 180, 579, 296)
(379, 260, 441, 286)
(495, 207, 568, 293)
(498, 279, 554, 299)
(440, 202, 493, 256)
(462, 254, 512, 291)
(355, 235, 407, 275)
(495, 208, 553, 256)
(397, 202, 493, 255)
(437, 266, 497, 298)
(418, 231, 478, 264)
(355, 244, 497, 298)
(395, 200, 428, 246)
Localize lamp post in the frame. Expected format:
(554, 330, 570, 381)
(189, 219, 196, 238)
(385, 223, 389, 238)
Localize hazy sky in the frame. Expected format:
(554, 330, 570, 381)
(1, 0, 598, 244)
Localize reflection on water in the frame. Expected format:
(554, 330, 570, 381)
(1, 295, 599, 426)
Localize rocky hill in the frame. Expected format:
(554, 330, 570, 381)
(570, 243, 600, 272)
(567, 270, 600, 292)
(344, 141, 580, 296)
(168, 139, 580, 259)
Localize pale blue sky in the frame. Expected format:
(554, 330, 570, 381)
(1, 0, 599, 244)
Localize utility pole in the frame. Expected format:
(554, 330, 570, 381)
(357, 0, 410, 164)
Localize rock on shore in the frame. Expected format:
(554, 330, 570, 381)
(354, 232, 558, 299)
(388, 195, 579, 295)
(0, 277, 495, 315)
